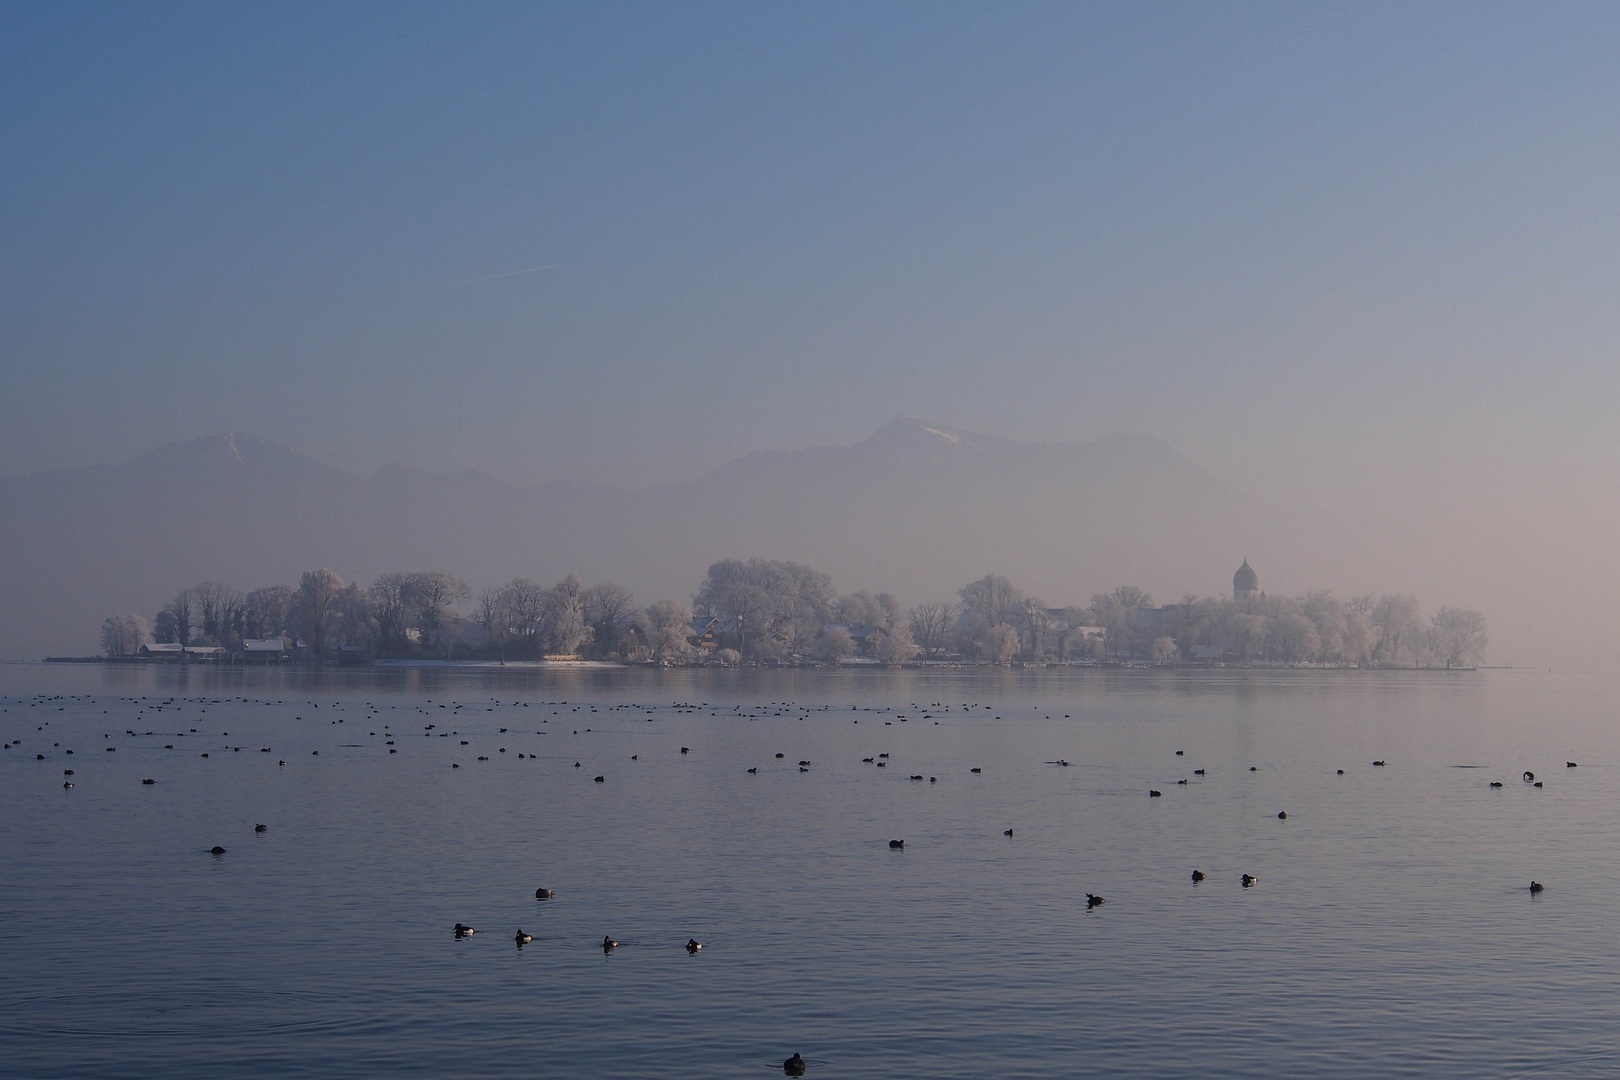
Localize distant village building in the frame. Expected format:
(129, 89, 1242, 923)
(242, 638, 288, 663)
(138, 643, 226, 661)
(1233, 559, 1260, 603)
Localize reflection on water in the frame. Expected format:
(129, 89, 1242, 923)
(3, 663, 1618, 1078)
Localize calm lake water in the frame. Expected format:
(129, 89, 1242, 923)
(3, 662, 1618, 1078)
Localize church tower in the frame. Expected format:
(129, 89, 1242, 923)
(1233, 559, 1259, 603)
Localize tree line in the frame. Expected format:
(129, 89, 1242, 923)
(98, 558, 1487, 668)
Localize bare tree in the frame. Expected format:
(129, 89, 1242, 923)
(337, 584, 377, 655)
(542, 574, 587, 656)
(292, 569, 346, 657)
(907, 600, 960, 658)
(817, 625, 854, 664)
(191, 581, 241, 646)
(694, 558, 833, 657)
(1019, 596, 1050, 660)
(162, 590, 195, 647)
(408, 571, 469, 655)
(1371, 594, 1422, 664)
(369, 572, 416, 654)
(959, 575, 1024, 641)
(582, 582, 635, 659)
(244, 585, 293, 640)
(101, 615, 148, 655)
(878, 620, 919, 663)
(1431, 607, 1488, 667)
(979, 624, 1019, 663)
(642, 600, 694, 662)
(1089, 587, 1153, 660)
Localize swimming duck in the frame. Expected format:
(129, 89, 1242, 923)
(1191, 870, 1206, 882)
(784, 1053, 807, 1076)
(1277, 811, 1287, 820)
(454, 923, 475, 936)
(686, 938, 702, 953)
(1004, 829, 1014, 836)
(1567, 761, 1578, 768)
(1241, 874, 1257, 887)
(535, 888, 554, 899)
(748, 767, 757, 774)
(971, 767, 982, 773)
(889, 839, 904, 849)
(602, 935, 619, 950)
(1086, 893, 1105, 908)
(210, 846, 226, 855)
(1529, 881, 1544, 894)
(1490, 781, 1503, 788)
(514, 929, 532, 944)
(1523, 771, 1535, 782)
(254, 823, 267, 832)
(142, 777, 154, 784)
(1149, 790, 1162, 797)
(1373, 760, 1386, 767)
(1194, 768, 1206, 775)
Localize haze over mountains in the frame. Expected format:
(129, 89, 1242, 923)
(0, 417, 1378, 661)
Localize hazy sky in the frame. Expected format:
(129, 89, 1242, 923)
(5, 3, 1620, 661)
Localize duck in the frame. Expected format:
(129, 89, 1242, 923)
(1149, 790, 1162, 797)
(1373, 760, 1386, 767)
(784, 1053, 807, 1076)
(1530, 881, 1544, 894)
(1567, 761, 1578, 768)
(1086, 893, 1105, 908)
(454, 923, 475, 936)
(210, 845, 227, 855)
(686, 938, 702, 953)
(142, 777, 154, 784)
(1177, 779, 1188, 785)
(535, 888, 554, 899)
(1003, 829, 1014, 837)
(602, 935, 619, 950)
(889, 839, 905, 849)
(747, 767, 757, 774)
(1194, 768, 1205, 775)
(970, 767, 982, 774)
(1277, 811, 1288, 820)
(1523, 771, 1535, 782)
(1191, 870, 1206, 882)
(1241, 874, 1257, 887)
(1490, 781, 1503, 788)
(254, 823, 267, 832)
(515, 929, 533, 944)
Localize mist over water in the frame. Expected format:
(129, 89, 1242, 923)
(5, 664, 1618, 1078)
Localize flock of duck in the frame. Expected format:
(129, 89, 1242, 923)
(10, 687, 1570, 1072)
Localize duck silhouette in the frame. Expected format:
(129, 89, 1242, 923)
(603, 935, 619, 950)
(889, 839, 904, 849)
(535, 888, 554, 899)
(1524, 771, 1535, 782)
(784, 1053, 807, 1076)
(514, 929, 532, 944)
(1086, 893, 1105, 908)
(1191, 870, 1206, 882)
(686, 938, 702, 953)
(1530, 881, 1544, 894)
(454, 923, 475, 937)
(1241, 874, 1258, 887)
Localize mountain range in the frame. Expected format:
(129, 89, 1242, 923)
(0, 417, 1344, 659)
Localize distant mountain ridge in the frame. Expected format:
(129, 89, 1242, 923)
(0, 417, 1336, 659)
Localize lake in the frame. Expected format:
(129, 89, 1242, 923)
(2, 663, 1617, 1078)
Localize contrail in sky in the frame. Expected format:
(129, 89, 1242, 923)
(443, 264, 559, 287)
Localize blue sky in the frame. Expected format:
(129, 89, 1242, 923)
(3, 1, 1618, 504)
